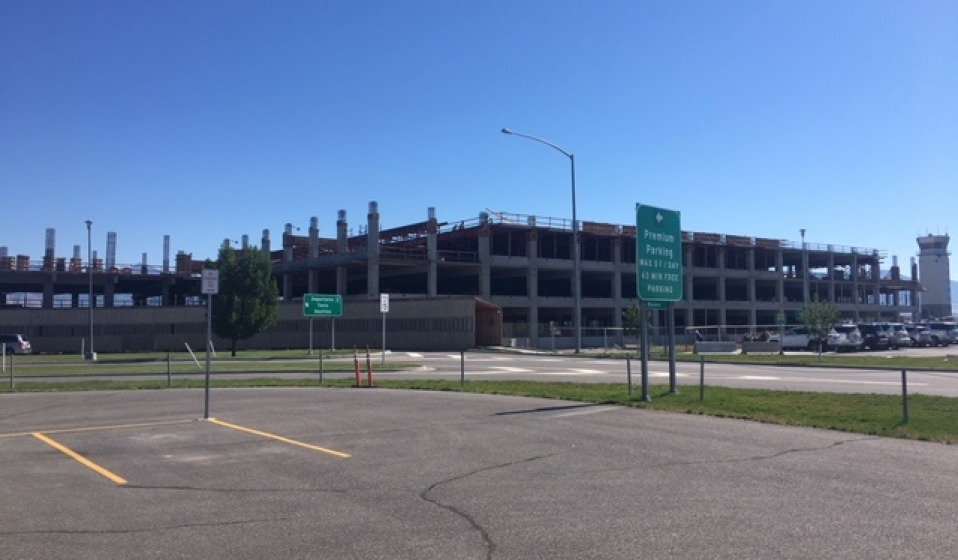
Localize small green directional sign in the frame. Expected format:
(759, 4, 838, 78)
(303, 294, 343, 318)
(636, 204, 683, 302)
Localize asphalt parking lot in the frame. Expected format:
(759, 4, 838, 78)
(3, 387, 958, 559)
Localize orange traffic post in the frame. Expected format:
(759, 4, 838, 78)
(353, 347, 361, 387)
(365, 346, 374, 387)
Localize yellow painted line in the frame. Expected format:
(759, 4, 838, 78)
(33, 433, 128, 486)
(0, 419, 195, 439)
(209, 418, 351, 459)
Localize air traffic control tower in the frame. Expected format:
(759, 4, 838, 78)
(917, 234, 952, 319)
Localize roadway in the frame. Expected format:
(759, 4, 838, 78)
(384, 350, 958, 397)
(9, 348, 958, 397)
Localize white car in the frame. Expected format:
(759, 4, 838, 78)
(767, 328, 819, 350)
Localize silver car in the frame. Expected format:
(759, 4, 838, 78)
(885, 323, 912, 349)
(827, 325, 863, 352)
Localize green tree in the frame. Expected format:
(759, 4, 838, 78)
(212, 245, 279, 356)
(801, 296, 841, 358)
(621, 302, 646, 337)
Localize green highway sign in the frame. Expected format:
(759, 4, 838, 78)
(636, 204, 683, 302)
(303, 294, 343, 318)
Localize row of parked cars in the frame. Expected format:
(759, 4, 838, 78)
(769, 321, 958, 352)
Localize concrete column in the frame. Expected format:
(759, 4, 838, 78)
(104, 275, 115, 307)
(776, 248, 785, 306)
(684, 243, 694, 302)
(43, 278, 55, 308)
(282, 223, 294, 301)
(307, 217, 319, 294)
(367, 201, 380, 297)
(527, 230, 539, 348)
(612, 238, 623, 302)
(478, 226, 491, 298)
(336, 210, 348, 295)
(827, 252, 836, 303)
(427, 208, 438, 297)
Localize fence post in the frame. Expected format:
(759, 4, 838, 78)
(167, 352, 172, 388)
(460, 351, 465, 388)
(319, 350, 324, 385)
(626, 355, 632, 397)
(901, 369, 909, 424)
(366, 346, 374, 387)
(699, 355, 705, 401)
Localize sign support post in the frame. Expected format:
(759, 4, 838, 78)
(380, 294, 389, 365)
(201, 269, 219, 420)
(636, 204, 683, 400)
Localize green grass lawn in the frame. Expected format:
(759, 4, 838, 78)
(3, 349, 957, 444)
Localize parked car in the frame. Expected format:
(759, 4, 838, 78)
(827, 325, 863, 352)
(905, 325, 935, 347)
(0, 334, 32, 354)
(857, 324, 891, 351)
(767, 327, 819, 350)
(883, 323, 912, 349)
(921, 321, 958, 346)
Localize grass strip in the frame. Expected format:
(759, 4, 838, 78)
(2, 378, 955, 445)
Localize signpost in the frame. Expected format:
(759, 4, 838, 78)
(201, 269, 219, 420)
(303, 294, 343, 353)
(380, 294, 389, 365)
(636, 204, 683, 399)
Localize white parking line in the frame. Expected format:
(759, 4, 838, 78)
(551, 406, 620, 418)
(489, 366, 534, 373)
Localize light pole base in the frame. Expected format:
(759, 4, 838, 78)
(84, 352, 98, 361)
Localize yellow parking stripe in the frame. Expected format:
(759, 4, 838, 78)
(209, 419, 351, 459)
(33, 433, 128, 486)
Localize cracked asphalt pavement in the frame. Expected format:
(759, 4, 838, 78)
(2, 388, 958, 559)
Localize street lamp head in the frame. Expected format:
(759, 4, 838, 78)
(501, 128, 512, 135)
(85, 220, 92, 229)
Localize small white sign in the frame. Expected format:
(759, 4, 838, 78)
(380, 293, 390, 313)
(202, 269, 220, 295)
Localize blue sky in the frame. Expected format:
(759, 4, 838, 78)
(2, 0, 956, 281)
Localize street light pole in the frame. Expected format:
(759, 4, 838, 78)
(85, 220, 96, 361)
(800, 228, 808, 304)
(502, 128, 581, 353)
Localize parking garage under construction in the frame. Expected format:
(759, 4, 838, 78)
(0, 202, 933, 352)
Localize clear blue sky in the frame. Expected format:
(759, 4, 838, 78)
(2, 0, 956, 281)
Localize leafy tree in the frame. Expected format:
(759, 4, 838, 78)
(212, 245, 279, 356)
(801, 296, 841, 358)
(621, 302, 646, 337)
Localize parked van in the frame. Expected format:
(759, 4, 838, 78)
(0, 334, 32, 354)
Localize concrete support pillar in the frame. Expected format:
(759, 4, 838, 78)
(527, 230, 539, 348)
(307, 217, 319, 294)
(478, 226, 491, 298)
(684, 243, 694, 302)
(43, 278, 55, 308)
(776, 248, 785, 306)
(103, 275, 115, 307)
(427, 208, 438, 297)
(336, 210, 348, 295)
(367, 202, 380, 297)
